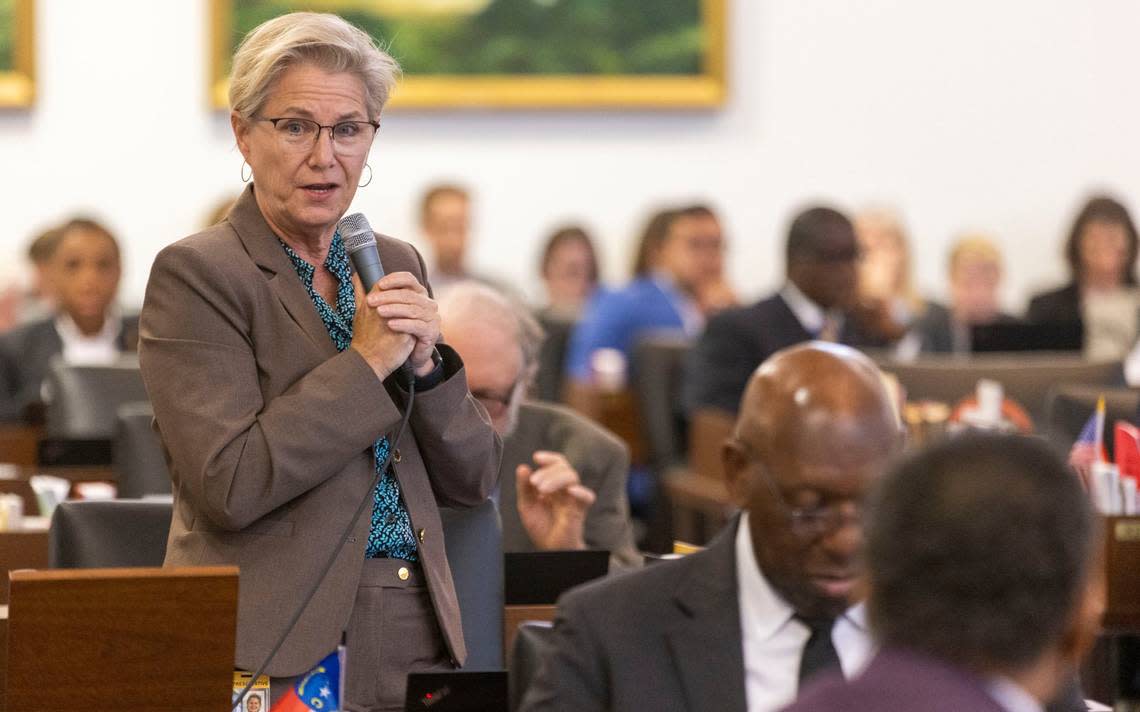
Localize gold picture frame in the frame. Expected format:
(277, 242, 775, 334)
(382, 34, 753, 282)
(208, 0, 727, 110)
(0, 0, 35, 107)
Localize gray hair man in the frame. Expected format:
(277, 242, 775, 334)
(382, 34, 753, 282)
(439, 282, 640, 568)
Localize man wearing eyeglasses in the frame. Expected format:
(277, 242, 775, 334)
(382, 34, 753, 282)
(438, 282, 641, 570)
(520, 342, 901, 712)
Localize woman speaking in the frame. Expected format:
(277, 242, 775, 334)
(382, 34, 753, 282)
(138, 13, 500, 711)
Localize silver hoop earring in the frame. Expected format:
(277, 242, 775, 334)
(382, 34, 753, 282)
(241, 160, 252, 183)
(359, 163, 373, 188)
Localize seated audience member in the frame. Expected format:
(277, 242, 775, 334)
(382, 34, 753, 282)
(565, 205, 731, 384)
(439, 283, 640, 569)
(1028, 194, 1138, 324)
(683, 207, 885, 417)
(0, 225, 63, 332)
(538, 225, 600, 320)
(909, 234, 1015, 354)
(855, 208, 929, 342)
(419, 182, 479, 291)
(521, 342, 902, 711)
(785, 433, 1102, 712)
(0, 217, 135, 422)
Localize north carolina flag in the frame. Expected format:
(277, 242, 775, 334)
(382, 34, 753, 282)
(271, 650, 342, 711)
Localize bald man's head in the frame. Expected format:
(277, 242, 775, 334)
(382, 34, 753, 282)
(723, 342, 901, 618)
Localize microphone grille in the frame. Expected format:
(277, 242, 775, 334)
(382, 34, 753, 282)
(338, 213, 375, 252)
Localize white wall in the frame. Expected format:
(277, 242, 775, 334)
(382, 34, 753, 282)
(2, 0, 1139, 311)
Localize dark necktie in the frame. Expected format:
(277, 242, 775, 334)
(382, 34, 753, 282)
(796, 615, 841, 690)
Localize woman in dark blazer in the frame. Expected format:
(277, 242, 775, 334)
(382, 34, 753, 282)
(1027, 195, 1139, 324)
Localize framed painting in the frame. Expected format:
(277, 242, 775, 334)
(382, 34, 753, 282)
(0, 0, 34, 107)
(209, 0, 726, 110)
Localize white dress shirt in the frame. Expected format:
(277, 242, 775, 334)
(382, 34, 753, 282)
(55, 311, 123, 366)
(779, 282, 843, 339)
(986, 676, 1045, 712)
(736, 512, 873, 712)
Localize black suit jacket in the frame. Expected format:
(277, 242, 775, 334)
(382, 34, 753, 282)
(0, 315, 139, 422)
(520, 521, 746, 712)
(682, 293, 883, 415)
(1027, 282, 1082, 324)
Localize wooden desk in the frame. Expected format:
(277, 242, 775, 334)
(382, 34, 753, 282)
(0, 521, 49, 605)
(504, 604, 557, 659)
(6, 567, 239, 712)
(0, 427, 40, 469)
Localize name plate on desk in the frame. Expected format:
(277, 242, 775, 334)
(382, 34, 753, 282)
(1104, 515, 1140, 631)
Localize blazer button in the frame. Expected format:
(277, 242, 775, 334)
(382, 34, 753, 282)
(417, 528, 425, 543)
(393, 449, 402, 463)
(397, 566, 410, 581)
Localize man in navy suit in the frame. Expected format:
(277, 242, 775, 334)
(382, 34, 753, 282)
(683, 206, 886, 416)
(784, 433, 1103, 712)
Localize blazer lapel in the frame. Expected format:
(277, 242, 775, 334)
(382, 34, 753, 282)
(227, 185, 337, 357)
(665, 522, 748, 712)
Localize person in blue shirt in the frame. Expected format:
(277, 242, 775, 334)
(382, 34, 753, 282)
(565, 205, 731, 383)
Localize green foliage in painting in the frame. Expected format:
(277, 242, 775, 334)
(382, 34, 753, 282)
(0, 0, 14, 73)
(229, 0, 704, 76)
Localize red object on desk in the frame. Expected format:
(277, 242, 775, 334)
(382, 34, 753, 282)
(1115, 422, 1140, 480)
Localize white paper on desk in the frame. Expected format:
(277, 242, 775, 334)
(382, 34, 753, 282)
(29, 475, 70, 519)
(1085, 700, 1112, 711)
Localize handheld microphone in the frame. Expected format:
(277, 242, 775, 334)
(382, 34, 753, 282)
(340, 213, 386, 289)
(339, 213, 414, 381)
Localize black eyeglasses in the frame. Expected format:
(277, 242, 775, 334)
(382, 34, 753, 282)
(257, 117, 379, 156)
(471, 380, 523, 418)
(733, 438, 862, 539)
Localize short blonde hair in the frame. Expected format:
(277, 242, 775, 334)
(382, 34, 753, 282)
(229, 12, 400, 121)
(948, 234, 1003, 276)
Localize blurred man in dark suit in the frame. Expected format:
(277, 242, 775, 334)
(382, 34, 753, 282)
(785, 433, 1103, 712)
(521, 342, 901, 711)
(682, 206, 886, 417)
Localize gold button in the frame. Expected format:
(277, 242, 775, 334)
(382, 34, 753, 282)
(417, 528, 426, 543)
(393, 449, 402, 463)
(397, 566, 410, 581)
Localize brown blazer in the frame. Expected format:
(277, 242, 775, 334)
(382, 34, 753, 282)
(138, 186, 501, 677)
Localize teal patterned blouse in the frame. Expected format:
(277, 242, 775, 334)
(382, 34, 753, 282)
(279, 233, 418, 562)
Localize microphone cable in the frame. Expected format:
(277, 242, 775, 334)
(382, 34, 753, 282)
(231, 372, 416, 708)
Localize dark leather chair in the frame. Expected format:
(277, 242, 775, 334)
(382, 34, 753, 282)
(877, 354, 1124, 428)
(1045, 384, 1140, 457)
(440, 498, 504, 670)
(113, 401, 171, 498)
(48, 499, 171, 568)
(630, 333, 692, 551)
(508, 621, 554, 712)
(43, 355, 149, 439)
(533, 313, 576, 403)
(630, 333, 692, 477)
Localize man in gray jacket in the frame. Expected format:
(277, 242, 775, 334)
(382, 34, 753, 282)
(439, 282, 640, 570)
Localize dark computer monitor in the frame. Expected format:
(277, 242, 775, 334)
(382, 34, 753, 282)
(504, 550, 610, 605)
(405, 671, 508, 712)
(970, 320, 1083, 353)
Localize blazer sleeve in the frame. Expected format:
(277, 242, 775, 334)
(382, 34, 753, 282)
(399, 243, 501, 508)
(139, 241, 406, 531)
(578, 431, 640, 570)
(519, 589, 611, 712)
